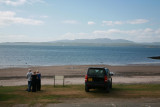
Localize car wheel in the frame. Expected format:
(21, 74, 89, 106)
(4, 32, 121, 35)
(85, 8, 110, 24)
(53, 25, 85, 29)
(85, 86, 89, 92)
(110, 81, 112, 89)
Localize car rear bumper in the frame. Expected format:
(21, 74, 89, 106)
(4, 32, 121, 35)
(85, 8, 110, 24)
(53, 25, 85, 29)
(85, 82, 109, 88)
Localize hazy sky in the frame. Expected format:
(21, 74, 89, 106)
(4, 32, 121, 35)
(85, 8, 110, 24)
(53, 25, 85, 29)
(0, 0, 160, 43)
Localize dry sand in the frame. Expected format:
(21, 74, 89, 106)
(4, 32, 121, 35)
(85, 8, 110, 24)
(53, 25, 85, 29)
(0, 65, 160, 86)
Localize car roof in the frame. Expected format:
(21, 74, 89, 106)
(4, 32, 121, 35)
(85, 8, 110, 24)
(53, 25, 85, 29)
(88, 67, 108, 69)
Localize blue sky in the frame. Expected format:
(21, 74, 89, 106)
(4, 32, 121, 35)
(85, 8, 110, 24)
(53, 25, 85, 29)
(0, 0, 160, 43)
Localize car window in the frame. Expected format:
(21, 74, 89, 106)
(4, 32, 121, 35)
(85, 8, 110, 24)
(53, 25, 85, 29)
(105, 69, 109, 76)
(88, 69, 105, 77)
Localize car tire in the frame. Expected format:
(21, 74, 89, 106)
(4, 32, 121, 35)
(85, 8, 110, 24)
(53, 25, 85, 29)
(85, 86, 89, 92)
(110, 80, 112, 89)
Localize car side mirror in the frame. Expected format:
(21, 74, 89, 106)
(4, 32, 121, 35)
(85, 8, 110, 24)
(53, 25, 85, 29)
(109, 72, 114, 76)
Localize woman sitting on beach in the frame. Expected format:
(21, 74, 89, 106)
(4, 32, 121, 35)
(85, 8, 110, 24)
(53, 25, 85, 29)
(31, 71, 38, 92)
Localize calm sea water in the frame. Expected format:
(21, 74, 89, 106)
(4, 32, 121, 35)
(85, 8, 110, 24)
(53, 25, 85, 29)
(0, 45, 160, 68)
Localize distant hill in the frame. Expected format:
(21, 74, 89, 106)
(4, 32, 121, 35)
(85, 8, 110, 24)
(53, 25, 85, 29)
(51, 38, 134, 44)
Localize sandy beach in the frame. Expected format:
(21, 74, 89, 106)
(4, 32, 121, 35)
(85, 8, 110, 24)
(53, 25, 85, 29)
(0, 64, 160, 86)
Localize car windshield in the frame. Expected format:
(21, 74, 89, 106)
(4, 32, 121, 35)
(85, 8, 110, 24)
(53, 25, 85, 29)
(88, 68, 105, 77)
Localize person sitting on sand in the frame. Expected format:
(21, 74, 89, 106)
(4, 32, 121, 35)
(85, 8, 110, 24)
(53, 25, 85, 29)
(31, 71, 38, 92)
(36, 70, 41, 91)
(26, 69, 32, 92)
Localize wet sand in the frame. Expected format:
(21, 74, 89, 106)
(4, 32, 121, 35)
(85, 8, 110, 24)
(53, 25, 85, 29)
(0, 64, 160, 86)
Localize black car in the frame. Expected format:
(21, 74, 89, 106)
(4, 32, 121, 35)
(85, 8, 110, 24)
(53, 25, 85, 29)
(85, 67, 113, 92)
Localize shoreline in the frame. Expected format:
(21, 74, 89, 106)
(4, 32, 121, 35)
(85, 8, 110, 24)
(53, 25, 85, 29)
(1, 62, 160, 69)
(1, 64, 160, 77)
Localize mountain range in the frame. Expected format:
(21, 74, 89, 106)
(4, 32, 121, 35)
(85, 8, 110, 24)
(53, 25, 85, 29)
(0, 38, 160, 47)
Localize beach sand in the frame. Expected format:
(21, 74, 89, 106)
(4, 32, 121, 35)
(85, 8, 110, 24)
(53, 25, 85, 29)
(0, 65, 160, 86)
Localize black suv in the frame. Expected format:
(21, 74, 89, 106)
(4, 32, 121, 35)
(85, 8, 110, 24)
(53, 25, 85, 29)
(85, 67, 113, 92)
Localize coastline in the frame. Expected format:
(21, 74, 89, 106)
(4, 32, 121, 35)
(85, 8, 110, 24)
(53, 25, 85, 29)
(0, 64, 160, 86)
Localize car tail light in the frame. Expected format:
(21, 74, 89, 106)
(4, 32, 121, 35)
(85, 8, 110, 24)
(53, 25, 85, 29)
(85, 75, 88, 82)
(104, 76, 108, 82)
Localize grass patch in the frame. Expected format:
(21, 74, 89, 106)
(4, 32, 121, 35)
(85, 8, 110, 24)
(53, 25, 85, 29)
(0, 84, 160, 106)
(0, 94, 20, 101)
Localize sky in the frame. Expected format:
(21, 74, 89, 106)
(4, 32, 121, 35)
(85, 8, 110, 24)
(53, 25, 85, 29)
(0, 0, 160, 43)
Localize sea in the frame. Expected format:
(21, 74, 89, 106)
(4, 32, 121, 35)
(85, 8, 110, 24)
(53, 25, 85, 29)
(0, 45, 160, 68)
